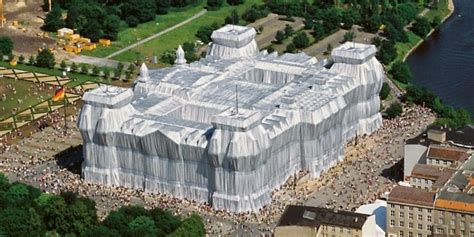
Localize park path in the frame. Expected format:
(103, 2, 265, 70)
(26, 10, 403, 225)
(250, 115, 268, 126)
(105, 9, 208, 59)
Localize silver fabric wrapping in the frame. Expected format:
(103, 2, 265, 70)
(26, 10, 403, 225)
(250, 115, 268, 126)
(78, 26, 383, 213)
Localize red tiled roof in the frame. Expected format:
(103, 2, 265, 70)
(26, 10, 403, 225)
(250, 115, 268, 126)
(388, 186, 435, 207)
(427, 146, 469, 162)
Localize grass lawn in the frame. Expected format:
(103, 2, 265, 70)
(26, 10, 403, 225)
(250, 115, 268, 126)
(112, 0, 264, 62)
(392, 31, 422, 65)
(81, 5, 204, 58)
(424, 0, 451, 21)
(0, 61, 102, 88)
(0, 77, 53, 120)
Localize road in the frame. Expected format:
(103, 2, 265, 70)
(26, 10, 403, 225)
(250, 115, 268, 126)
(105, 9, 207, 59)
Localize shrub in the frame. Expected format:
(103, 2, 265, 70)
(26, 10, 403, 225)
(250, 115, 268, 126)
(389, 61, 412, 84)
(386, 102, 403, 118)
(379, 83, 391, 100)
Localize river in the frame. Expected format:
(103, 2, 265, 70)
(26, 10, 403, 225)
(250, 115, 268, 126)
(407, 0, 474, 114)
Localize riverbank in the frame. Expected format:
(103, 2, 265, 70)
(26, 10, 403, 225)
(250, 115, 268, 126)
(402, 0, 455, 62)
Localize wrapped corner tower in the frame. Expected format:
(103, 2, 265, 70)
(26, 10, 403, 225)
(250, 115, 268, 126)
(78, 24, 384, 213)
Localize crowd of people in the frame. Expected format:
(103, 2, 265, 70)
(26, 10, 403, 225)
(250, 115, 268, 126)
(0, 104, 436, 235)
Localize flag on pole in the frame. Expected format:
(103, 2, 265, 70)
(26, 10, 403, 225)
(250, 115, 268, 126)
(52, 87, 65, 101)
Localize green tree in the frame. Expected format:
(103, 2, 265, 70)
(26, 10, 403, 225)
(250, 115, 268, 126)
(343, 31, 355, 42)
(385, 102, 403, 118)
(81, 64, 89, 74)
(312, 22, 325, 41)
(117, 62, 124, 73)
(196, 24, 219, 44)
(411, 17, 432, 38)
(225, 10, 239, 25)
(28, 55, 36, 65)
(127, 216, 158, 237)
(149, 208, 180, 234)
(103, 15, 121, 41)
(71, 62, 78, 72)
(3, 183, 30, 207)
(227, 0, 244, 5)
(161, 50, 176, 65)
(126, 16, 139, 27)
(85, 225, 120, 237)
(207, 0, 224, 10)
(376, 40, 396, 65)
(35, 49, 56, 69)
(275, 30, 286, 44)
(60, 60, 67, 70)
(431, 16, 441, 29)
(18, 55, 25, 64)
(0, 37, 13, 56)
(285, 43, 296, 53)
(284, 24, 294, 37)
(0, 208, 45, 237)
(92, 65, 101, 76)
(128, 63, 137, 73)
(293, 32, 310, 49)
(42, 4, 64, 32)
(389, 61, 412, 84)
(379, 82, 390, 100)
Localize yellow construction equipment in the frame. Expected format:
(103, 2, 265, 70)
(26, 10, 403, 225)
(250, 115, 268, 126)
(99, 39, 111, 47)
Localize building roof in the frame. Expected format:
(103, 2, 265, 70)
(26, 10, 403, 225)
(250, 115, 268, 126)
(427, 145, 469, 162)
(411, 164, 446, 180)
(435, 156, 474, 212)
(405, 125, 474, 148)
(277, 205, 369, 229)
(388, 186, 436, 207)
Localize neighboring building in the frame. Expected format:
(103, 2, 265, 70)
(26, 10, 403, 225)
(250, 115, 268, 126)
(425, 145, 469, 168)
(356, 199, 387, 237)
(409, 164, 455, 191)
(387, 186, 436, 237)
(388, 145, 474, 237)
(275, 205, 372, 237)
(78, 24, 384, 212)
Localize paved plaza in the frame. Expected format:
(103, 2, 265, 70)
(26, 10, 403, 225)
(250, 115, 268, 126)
(0, 104, 436, 236)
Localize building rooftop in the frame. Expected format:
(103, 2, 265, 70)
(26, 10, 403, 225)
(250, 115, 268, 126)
(427, 145, 470, 162)
(388, 186, 436, 207)
(436, 156, 474, 212)
(406, 125, 474, 148)
(411, 164, 454, 181)
(277, 205, 369, 229)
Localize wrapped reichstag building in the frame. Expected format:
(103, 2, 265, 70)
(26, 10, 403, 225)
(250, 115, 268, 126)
(78, 25, 384, 212)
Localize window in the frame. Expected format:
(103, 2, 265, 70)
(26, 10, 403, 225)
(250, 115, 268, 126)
(400, 221, 405, 227)
(439, 218, 444, 224)
(471, 222, 474, 229)
(418, 223, 423, 230)
(461, 221, 465, 227)
(340, 227, 343, 233)
(418, 234, 422, 237)
(390, 220, 395, 227)
(400, 231, 404, 237)
(391, 210, 395, 217)
(428, 225, 433, 231)
(450, 229, 455, 235)
(461, 230, 465, 235)
(331, 226, 335, 232)
(428, 209, 432, 214)
(450, 220, 455, 226)
(400, 212, 404, 218)
(428, 216, 432, 222)
(409, 222, 413, 229)
(425, 179, 429, 184)
(347, 229, 351, 234)
(437, 228, 444, 234)
(409, 213, 413, 219)
(409, 232, 413, 237)
(436, 160, 440, 164)
(409, 206, 414, 211)
(418, 208, 422, 212)
(418, 214, 423, 220)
